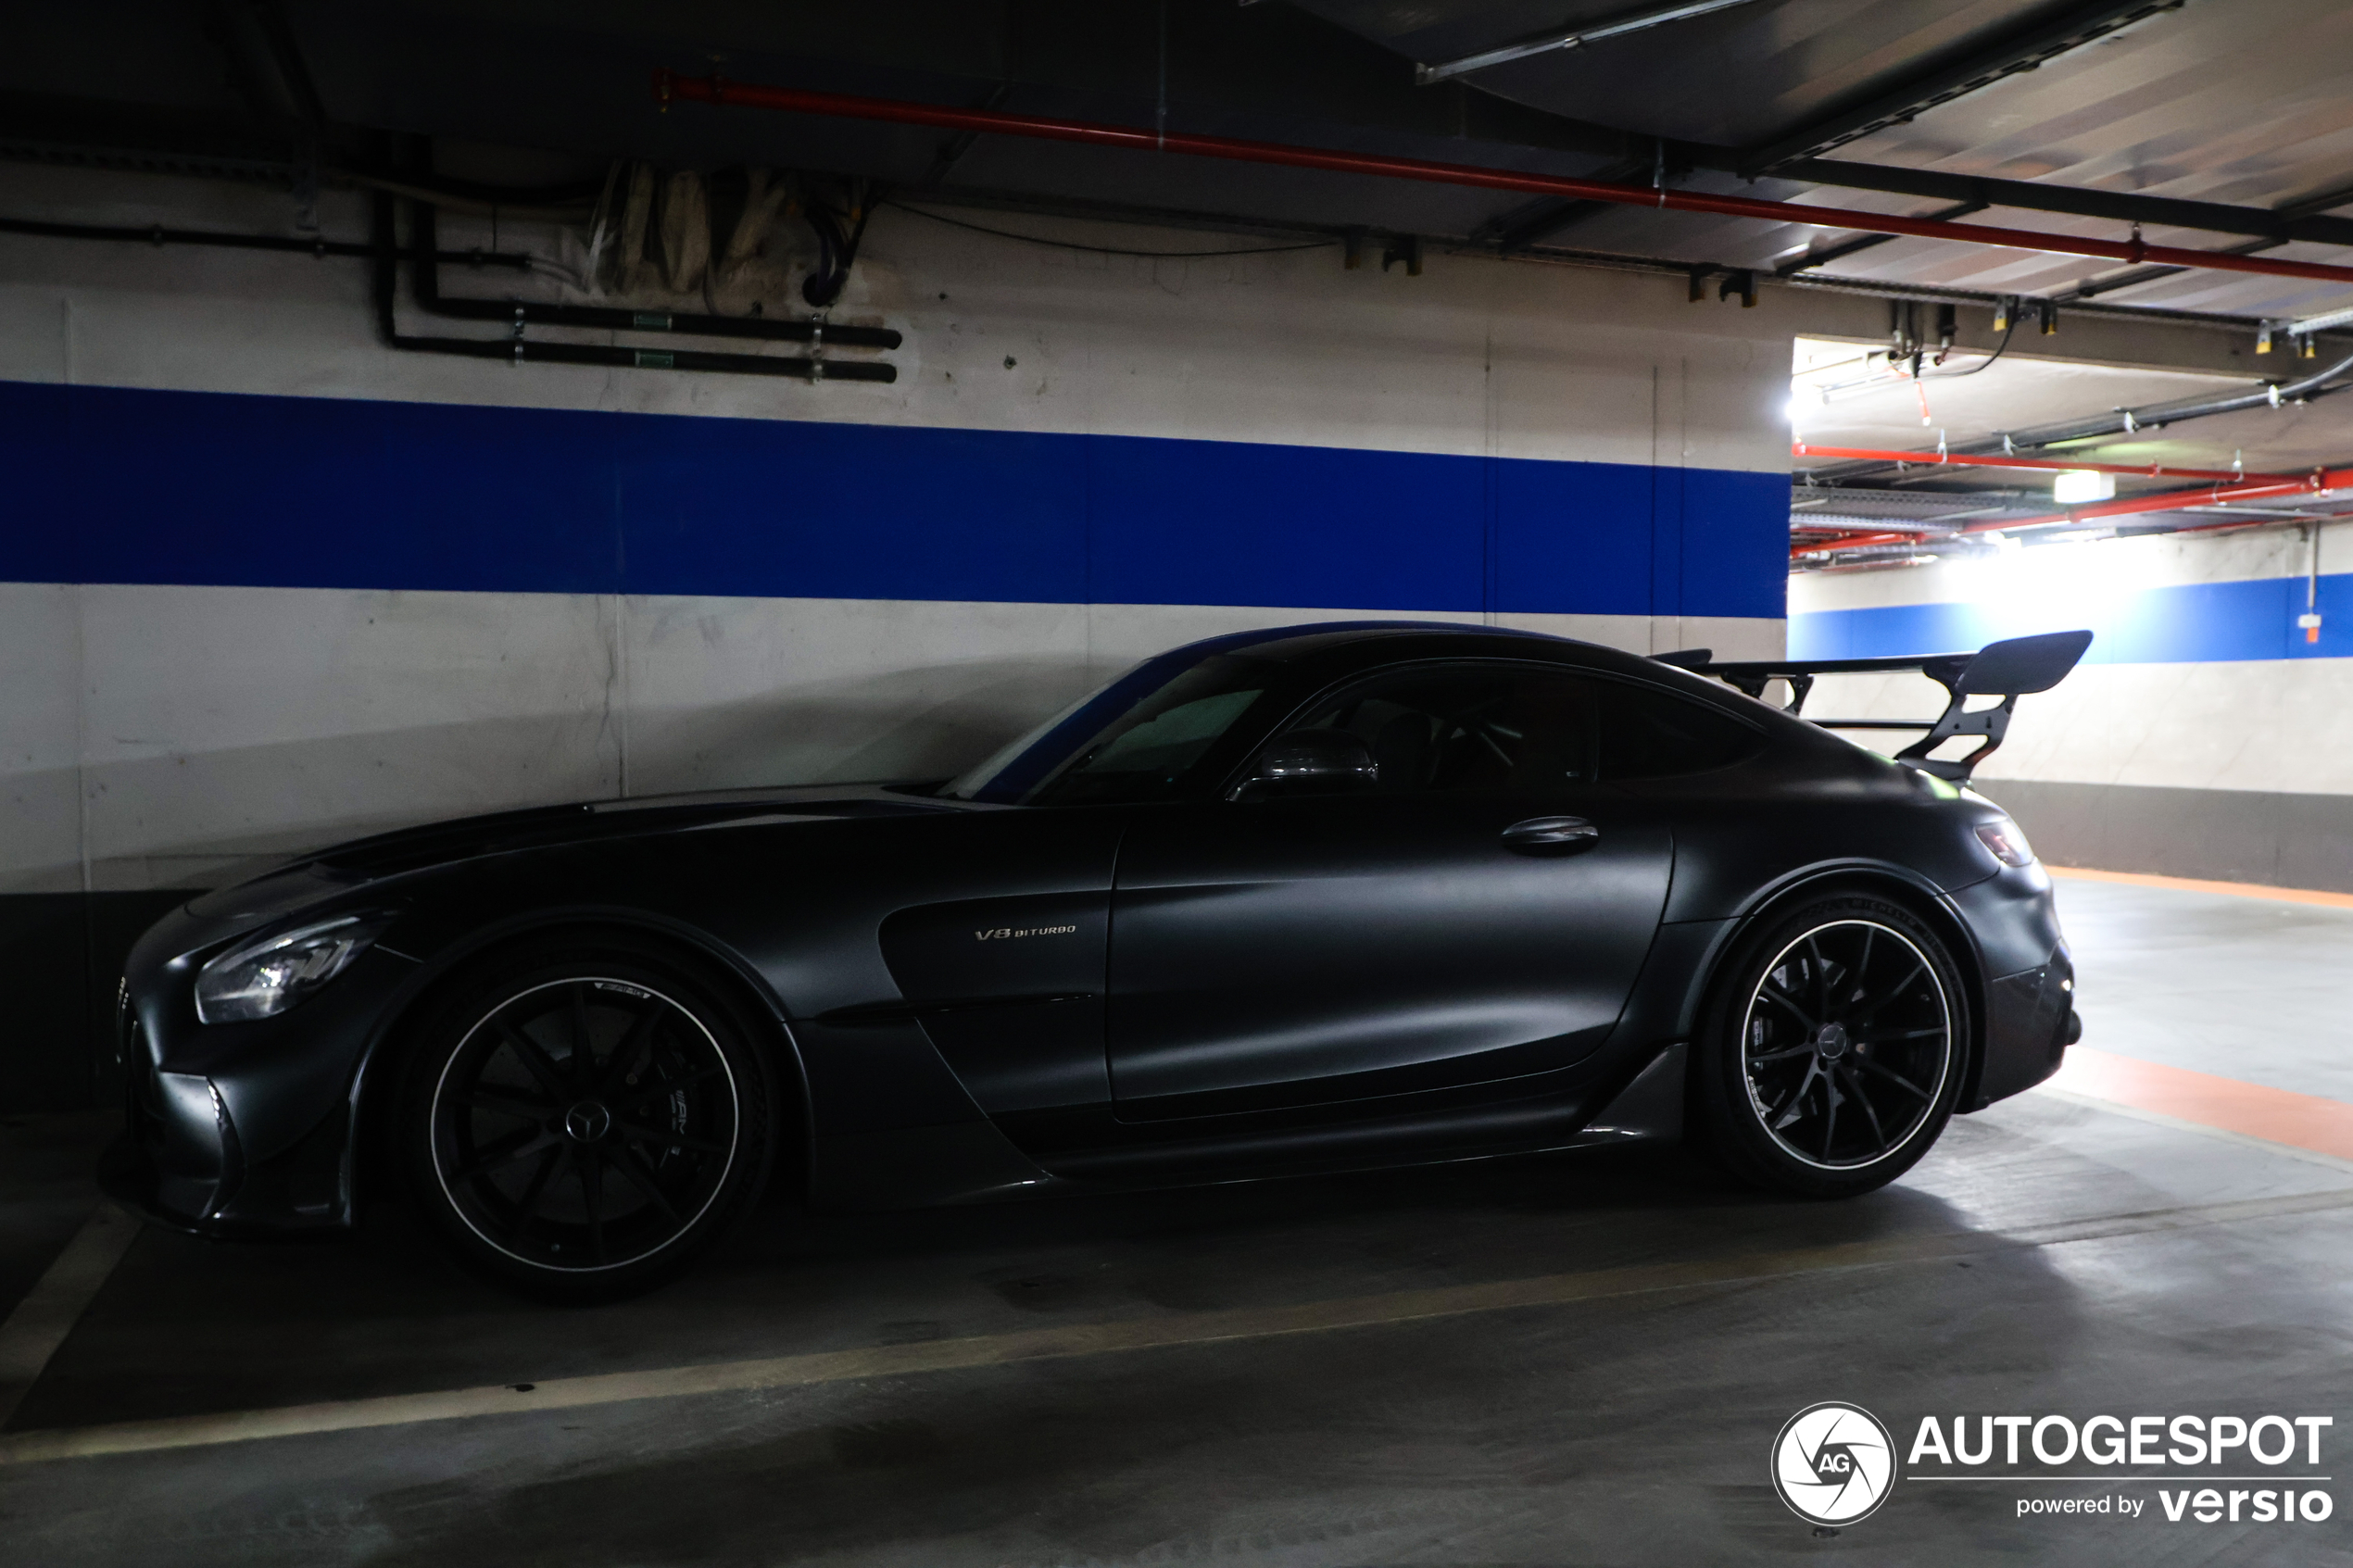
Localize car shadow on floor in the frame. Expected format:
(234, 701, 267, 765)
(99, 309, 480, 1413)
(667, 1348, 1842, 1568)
(9, 1132, 1993, 1436)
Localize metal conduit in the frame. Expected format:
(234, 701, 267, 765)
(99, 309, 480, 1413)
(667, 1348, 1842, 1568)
(1795, 464, 2353, 558)
(409, 205, 901, 349)
(0, 212, 530, 270)
(654, 71, 2353, 290)
(370, 196, 895, 383)
(1804, 350, 2353, 483)
(1791, 444, 2289, 484)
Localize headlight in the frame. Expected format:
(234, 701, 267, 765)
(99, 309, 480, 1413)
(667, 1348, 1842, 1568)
(1974, 817, 2036, 869)
(195, 914, 391, 1024)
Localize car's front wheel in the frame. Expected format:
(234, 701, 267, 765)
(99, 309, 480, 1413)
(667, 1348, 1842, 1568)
(1692, 894, 1967, 1198)
(399, 936, 775, 1301)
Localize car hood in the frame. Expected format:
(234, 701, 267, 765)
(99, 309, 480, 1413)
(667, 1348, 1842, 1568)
(184, 783, 964, 922)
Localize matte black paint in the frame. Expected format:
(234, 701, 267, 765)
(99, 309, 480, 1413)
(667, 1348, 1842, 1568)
(105, 625, 2078, 1237)
(1104, 791, 1670, 1111)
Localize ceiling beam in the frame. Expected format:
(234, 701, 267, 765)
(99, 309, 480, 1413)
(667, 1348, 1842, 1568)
(1775, 199, 1987, 275)
(1414, 0, 1768, 85)
(1475, 154, 1660, 250)
(2279, 179, 2353, 220)
(1736, 0, 2188, 174)
(1757, 156, 2353, 248)
(2050, 237, 2285, 303)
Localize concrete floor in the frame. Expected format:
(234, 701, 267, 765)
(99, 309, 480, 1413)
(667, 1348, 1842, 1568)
(3, 876, 2349, 1566)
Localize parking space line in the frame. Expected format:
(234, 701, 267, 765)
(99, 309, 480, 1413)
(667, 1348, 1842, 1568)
(3, 1185, 2348, 1469)
(2048, 1047, 2353, 1166)
(0, 1204, 142, 1429)
(2047, 865, 2353, 910)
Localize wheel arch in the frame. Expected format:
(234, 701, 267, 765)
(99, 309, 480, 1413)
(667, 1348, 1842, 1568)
(345, 907, 814, 1214)
(1681, 861, 1991, 1113)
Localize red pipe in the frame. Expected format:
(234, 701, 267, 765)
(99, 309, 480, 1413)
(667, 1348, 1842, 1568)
(1793, 466, 2353, 558)
(1791, 443, 2288, 484)
(656, 71, 2353, 289)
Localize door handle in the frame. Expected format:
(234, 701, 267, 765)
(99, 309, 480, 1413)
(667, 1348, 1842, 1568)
(1502, 815, 1600, 854)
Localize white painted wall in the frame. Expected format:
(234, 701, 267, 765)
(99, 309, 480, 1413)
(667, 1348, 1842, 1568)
(0, 162, 1793, 895)
(1788, 520, 2353, 797)
(0, 163, 1796, 467)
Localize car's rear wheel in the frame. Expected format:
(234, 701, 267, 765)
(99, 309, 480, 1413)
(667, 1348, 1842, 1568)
(400, 936, 774, 1301)
(1692, 894, 1966, 1198)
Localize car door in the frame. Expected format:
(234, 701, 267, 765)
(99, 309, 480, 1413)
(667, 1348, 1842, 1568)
(1105, 660, 1677, 1119)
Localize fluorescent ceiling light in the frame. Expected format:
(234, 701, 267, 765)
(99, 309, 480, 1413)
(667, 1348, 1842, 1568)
(2052, 470, 2116, 504)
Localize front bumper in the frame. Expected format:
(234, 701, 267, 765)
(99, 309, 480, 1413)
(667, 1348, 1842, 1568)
(106, 1006, 355, 1236)
(112, 899, 419, 1236)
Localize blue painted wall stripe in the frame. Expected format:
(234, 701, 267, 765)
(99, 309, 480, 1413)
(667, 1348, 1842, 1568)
(0, 380, 1787, 619)
(1790, 571, 2353, 665)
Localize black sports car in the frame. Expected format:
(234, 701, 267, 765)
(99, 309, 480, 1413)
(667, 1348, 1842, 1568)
(108, 621, 2091, 1298)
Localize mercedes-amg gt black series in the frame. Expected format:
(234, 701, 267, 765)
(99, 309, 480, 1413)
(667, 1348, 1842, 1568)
(108, 621, 2091, 1298)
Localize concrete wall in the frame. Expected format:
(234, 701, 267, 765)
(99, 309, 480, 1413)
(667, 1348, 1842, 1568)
(1789, 519, 2353, 890)
(0, 163, 1798, 1107)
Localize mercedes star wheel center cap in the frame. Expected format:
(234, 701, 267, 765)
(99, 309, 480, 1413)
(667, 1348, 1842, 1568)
(563, 1100, 612, 1142)
(1815, 1022, 1850, 1061)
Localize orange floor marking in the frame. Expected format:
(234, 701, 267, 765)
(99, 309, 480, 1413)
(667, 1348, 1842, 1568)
(2047, 865, 2353, 910)
(2047, 1047, 2353, 1165)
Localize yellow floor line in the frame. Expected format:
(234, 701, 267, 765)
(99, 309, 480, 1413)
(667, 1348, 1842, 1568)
(5, 1186, 2349, 1468)
(0, 1205, 141, 1429)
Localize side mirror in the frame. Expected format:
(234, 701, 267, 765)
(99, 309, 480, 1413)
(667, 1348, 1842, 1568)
(1229, 728, 1378, 801)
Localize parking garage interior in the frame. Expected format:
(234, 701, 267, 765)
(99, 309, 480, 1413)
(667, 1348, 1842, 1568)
(4, 3, 2352, 1563)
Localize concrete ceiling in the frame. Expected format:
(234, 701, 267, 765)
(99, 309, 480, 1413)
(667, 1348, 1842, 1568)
(6, 0, 2353, 330)
(1787, 331, 2353, 561)
(1792, 338, 2353, 474)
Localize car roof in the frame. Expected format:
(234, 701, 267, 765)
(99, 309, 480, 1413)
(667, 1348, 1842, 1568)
(1163, 621, 1820, 741)
(1159, 620, 1574, 666)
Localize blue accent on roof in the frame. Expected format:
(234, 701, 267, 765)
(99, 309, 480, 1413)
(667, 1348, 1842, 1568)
(0, 379, 1788, 619)
(1790, 571, 2353, 665)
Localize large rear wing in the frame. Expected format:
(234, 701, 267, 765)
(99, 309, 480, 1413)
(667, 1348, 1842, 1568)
(1653, 630, 2094, 782)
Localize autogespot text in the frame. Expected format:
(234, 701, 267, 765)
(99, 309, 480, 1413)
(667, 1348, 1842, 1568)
(1906, 1413, 2335, 1525)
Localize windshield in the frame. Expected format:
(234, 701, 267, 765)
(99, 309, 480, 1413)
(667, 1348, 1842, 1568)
(947, 651, 1273, 806)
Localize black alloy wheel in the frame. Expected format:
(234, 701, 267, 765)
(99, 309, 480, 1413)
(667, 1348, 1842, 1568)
(1694, 894, 1966, 1198)
(403, 939, 774, 1300)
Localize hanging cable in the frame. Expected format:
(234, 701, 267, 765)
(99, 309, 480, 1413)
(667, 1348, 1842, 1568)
(1919, 312, 2019, 381)
(802, 176, 883, 307)
(887, 201, 1339, 258)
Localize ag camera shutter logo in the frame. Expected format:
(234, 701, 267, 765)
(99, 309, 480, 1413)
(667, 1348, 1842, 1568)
(1772, 1402, 1898, 1525)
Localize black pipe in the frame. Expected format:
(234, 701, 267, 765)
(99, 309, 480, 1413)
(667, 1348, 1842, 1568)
(410, 205, 900, 349)
(343, 166, 608, 209)
(371, 196, 894, 383)
(0, 213, 530, 268)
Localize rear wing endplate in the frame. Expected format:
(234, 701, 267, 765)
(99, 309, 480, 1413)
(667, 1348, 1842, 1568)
(1652, 629, 2094, 782)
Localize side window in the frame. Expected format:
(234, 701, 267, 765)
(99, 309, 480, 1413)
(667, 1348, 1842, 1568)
(1025, 663, 1271, 807)
(1597, 681, 1760, 780)
(1284, 665, 1599, 795)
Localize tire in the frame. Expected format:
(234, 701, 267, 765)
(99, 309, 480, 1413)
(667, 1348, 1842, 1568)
(398, 935, 776, 1302)
(1692, 893, 1968, 1199)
